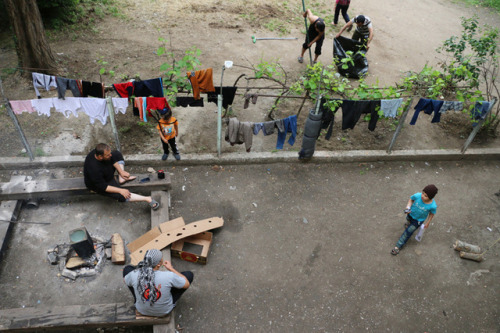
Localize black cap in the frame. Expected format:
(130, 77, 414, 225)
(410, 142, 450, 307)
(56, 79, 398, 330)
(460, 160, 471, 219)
(355, 15, 365, 23)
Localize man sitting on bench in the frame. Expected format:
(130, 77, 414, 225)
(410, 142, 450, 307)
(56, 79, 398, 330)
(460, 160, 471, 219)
(123, 249, 193, 317)
(83, 143, 159, 210)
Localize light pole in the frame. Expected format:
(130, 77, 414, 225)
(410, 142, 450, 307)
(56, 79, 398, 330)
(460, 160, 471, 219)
(217, 60, 233, 157)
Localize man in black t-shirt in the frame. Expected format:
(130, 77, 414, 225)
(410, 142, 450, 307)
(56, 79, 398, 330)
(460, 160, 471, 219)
(83, 143, 159, 210)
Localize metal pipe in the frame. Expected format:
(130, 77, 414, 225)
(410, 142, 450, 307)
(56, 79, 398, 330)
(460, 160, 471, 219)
(217, 66, 226, 158)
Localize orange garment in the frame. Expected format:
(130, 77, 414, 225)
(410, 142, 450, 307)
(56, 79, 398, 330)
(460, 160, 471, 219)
(187, 68, 215, 100)
(157, 116, 178, 141)
(134, 97, 147, 121)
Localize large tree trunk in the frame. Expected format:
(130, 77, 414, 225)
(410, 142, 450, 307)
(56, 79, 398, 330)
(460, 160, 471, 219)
(4, 0, 61, 76)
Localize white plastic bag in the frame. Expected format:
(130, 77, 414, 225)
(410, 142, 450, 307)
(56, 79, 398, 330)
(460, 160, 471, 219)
(415, 224, 426, 242)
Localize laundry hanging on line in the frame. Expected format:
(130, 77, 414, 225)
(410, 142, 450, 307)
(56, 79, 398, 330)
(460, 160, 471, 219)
(132, 78, 164, 97)
(438, 101, 463, 113)
(319, 98, 341, 140)
(225, 117, 254, 152)
(187, 68, 215, 100)
(176, 96, 205, 107)
(32, 72, 57, 98)
(380, 98, 403, 118)
(112, 81, 134, 98)
(9, 97, 128, 125)
(56, 77, 81, 99)
(252, 115, 298, 149)
(132, 97, 170, 122)
(410, 98, 444, 125)
(243, 93, 259, 109)
(32, 72, 105, 99)
(341, 100, 381, 131)
(207, 86, 238, 109)
(471, 101, 492, 126)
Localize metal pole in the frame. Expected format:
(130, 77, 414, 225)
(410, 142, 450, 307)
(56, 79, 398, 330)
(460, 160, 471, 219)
(217, 66, 226, 157)
(301, 0, 313, 66)
(387, 98, 414, 154)
(312, 68, 325, 115)
(461, 97, 497, 153)
(0, 77, 34, 161)
(106, 97, 121, 152)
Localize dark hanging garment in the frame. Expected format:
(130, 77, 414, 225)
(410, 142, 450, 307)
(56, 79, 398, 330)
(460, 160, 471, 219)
(409, 98, 444, 125)
(341, 100, 380, 131)
(56, 77, 81, 99)
(207, 86, 238, 109)
(133, 78, 164, 97)
(320, 98, 341, 140)
(80, 81, 104, 98)
(176, 97, 204, 107)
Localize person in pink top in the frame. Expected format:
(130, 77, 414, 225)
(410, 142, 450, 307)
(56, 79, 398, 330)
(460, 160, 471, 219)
(333, 0, 351, 26)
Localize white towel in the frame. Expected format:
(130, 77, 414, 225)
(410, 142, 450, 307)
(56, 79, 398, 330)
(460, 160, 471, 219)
(31, 98, 54, 117)
(112, 97, 129, 114)
(9, 100, 35, 115)
(79, 98, 108, 125)
(53, 97, 82, 118)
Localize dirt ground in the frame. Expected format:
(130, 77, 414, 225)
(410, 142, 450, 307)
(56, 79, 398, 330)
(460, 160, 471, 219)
(0, 0, 499, 160)
(0, 160, 499, 332)
(0, 0, 500, 332)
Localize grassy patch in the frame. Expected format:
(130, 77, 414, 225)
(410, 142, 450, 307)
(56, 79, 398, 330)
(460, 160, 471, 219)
(454, 0, 500, 11)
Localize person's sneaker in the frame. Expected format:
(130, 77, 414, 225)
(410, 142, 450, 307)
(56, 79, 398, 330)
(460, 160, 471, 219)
(161, 153, 168, 161)
(174, 153, 181, 161)
(297, 56, 304, 63)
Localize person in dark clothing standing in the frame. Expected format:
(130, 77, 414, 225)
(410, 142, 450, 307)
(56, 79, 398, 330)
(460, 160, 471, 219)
(298, 9, 326, 64)
(83, 143, 160, 210)
(332, 0, 351, 26)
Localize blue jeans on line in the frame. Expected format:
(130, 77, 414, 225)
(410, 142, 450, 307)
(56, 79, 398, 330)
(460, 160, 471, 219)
(276, 115, 297, 149)
(396, 215, 422, 249)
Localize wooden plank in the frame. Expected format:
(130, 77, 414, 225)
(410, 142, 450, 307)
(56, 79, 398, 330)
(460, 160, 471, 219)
(0, 176, 25, 262)
(0, 173, 171, 201)
(129, 217, 224, 265)
(0, 303, 171, 332)
(151, 190, 176, 333)
(111, 233, 125, 264)
(0, 200, 22, 262)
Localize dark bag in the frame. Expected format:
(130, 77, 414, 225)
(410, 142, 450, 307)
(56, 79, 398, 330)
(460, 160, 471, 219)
(333, 36, 368, 79)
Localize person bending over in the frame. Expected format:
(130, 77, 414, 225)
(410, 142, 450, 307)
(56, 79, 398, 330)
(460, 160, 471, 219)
(123, 249, 193, 316)
(298, 9, 325, 64)
(83, 143, 159, 210)
(336, 14, 374, 50)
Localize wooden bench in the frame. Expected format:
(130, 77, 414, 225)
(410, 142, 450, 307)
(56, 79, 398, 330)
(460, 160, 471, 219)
(0, 302, 171, 332)
(0, 173, 171, 201)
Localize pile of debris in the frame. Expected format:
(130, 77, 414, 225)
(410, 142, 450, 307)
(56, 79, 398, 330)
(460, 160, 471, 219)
(46, 227, 118, 281)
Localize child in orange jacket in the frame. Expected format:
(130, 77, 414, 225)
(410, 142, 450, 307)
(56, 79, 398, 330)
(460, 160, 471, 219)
(157, 109, 180, 161)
